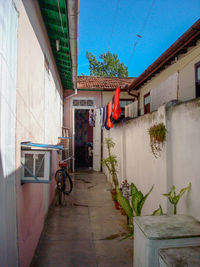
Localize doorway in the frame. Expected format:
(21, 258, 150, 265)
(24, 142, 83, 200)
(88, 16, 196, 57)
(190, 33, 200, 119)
(74, 109, 93, 170)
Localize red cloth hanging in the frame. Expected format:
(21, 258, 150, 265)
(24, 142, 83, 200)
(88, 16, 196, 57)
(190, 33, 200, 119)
(112, 86, 121, 120)
(106, 101, 113, 129)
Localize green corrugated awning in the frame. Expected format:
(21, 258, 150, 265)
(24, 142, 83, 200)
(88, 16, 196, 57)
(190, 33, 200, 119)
(38, 0, 73, 90)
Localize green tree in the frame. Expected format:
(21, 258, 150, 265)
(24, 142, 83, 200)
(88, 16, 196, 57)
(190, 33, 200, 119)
(86, 51, 128, 77)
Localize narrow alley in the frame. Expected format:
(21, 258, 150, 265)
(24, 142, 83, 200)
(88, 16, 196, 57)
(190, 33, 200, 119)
(31, 171, 133, 267)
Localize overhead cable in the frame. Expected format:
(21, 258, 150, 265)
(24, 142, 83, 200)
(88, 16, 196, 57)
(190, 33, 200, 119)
(107, 0, 120, 51)
(127, 0, 156, 66)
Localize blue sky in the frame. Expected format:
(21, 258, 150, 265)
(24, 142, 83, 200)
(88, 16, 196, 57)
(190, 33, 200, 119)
(78, 0, 200, 78)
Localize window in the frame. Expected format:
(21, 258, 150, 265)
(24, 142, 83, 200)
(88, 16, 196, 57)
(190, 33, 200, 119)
(21, 150, 51, 183)
(144, 93, 150, 114)
(119, 99, 134, 115)
(72, 99, 95, 107)
(195, 61, 200, 98)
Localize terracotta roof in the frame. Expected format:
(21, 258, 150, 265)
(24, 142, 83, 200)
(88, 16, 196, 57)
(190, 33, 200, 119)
(77, 76, 135, 91)
(128, 19, 200, 92)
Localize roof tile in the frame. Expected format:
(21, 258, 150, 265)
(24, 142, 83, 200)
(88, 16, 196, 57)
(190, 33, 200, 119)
(77, 76, 135, 90)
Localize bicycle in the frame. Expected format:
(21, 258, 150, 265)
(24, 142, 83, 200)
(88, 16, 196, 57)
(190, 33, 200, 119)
(55, 161, 73, 205)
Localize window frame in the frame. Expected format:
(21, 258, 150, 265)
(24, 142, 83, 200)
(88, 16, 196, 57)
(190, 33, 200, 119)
(143, 92, 150, 114)
(195, 61, 200, 98)
(21, 150, 51, 184)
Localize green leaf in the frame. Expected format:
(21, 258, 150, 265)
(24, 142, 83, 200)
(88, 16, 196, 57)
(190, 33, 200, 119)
(120, 232, 133, 241)
(130, 183, 138, 195)
(86, 51, 128, 77)
(138, 185, 154, 215)
(132, 191, 143, 216)
(116, 187, 133, 219)
(163, 183, 191, 213)
(152, 205, 163, 216)
(178, 182, 191, 200)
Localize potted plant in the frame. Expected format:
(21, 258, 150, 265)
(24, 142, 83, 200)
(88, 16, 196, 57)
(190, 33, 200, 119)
(102, 138, 119, 208)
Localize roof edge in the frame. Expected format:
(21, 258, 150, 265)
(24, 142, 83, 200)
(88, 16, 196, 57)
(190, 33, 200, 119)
(67, 0, 79, 90)
(128, 19, 200, 92)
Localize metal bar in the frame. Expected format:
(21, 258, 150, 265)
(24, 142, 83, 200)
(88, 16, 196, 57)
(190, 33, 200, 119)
(21, 179, 51, 185)
(21, 162, 39, 181)
(62, 156, 73, 162)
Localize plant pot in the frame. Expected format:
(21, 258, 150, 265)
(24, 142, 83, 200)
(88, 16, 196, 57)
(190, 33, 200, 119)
(120, 207, 126, 216)
(114, 200, 120, 210)
(110, 188, 116, 201)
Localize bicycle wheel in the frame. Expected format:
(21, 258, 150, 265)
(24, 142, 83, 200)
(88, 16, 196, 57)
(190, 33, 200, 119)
(62, 171, 73, 195)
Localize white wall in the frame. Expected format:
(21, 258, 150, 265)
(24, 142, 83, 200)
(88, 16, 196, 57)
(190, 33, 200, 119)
(16, 1, 63, 266)
(104, 98, 200, 220)
(167, 100, 200, 219)
(138, 41, 200, 115)
(0, 1, 18, 266)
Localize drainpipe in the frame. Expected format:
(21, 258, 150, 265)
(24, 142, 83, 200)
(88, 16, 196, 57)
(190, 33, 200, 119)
(64, 88, 78, 100)
(67, 0, 79, 92)
(127, 86, 140, 116)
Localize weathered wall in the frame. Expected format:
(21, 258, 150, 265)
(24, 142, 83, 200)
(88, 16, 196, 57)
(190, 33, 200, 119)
(0, 1, 18, 266)
(104, 98, 200, 220)
(103, 106, 168, 215)
(166, 100, 200, 219)
(64, 90, 102, 129)
(102, 91, 133, 106)
(16, 1, 63, 267)
(138, 40, 200, 115)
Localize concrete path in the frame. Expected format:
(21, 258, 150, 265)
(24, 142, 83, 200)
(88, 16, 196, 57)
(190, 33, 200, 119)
(31, 171, 133, 267)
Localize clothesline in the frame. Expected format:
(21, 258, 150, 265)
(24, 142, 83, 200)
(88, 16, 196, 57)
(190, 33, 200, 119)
(89, 86, 122, 130)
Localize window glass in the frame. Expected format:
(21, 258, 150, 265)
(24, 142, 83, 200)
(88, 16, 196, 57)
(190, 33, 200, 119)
(35, 154, 45, 177)
(144, 94, 150, 105)
(80, 100, 87, 106)
(24, 154, 34, 177)
(120, 100, 133, 108)
(197, 66, 200, 81)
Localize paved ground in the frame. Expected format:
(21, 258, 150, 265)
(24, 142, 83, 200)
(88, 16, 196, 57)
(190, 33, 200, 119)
(31, 171, 133, 267)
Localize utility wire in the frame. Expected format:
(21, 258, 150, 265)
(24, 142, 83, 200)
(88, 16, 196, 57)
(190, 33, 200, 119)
(127, 0, 156, 66)
(107, 0, 120, 52)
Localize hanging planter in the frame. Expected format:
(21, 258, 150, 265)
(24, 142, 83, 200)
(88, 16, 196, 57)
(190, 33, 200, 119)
(148, 122, 167, 158)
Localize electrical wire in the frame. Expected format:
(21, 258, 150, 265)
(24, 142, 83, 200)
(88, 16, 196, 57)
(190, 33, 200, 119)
(107, 0, 120, 52)
(127, 0, 156, 66)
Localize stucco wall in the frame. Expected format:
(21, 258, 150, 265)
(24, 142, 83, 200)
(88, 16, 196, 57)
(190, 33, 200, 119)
(103, 106, 168, 215)
(0, 1, 18, 266)
(16, 1, 63, 267)
(166, 100, 200, 219)
(64, 90, 102, 129)
(104, 98, 200, 220)
(102, 91, 133, 106)
(138, 40, 200, 115)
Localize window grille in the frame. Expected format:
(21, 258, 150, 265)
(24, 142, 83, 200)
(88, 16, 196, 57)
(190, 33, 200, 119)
(72, 99, 94, 107)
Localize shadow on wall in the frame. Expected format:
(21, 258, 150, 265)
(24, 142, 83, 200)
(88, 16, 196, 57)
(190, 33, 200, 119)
(0, 152, 18, 267)
(0, 150, 57, 267)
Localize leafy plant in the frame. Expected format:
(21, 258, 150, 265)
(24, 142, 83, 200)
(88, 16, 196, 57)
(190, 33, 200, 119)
(152, 204, 163, 216)
(148, 122, 167, 158)
(102, 138, 118, 188)
(163, 183, 191, 214)
(86, 51, 128, 77)
(131, 183, 154, 216)
(116, 182, 154, 239)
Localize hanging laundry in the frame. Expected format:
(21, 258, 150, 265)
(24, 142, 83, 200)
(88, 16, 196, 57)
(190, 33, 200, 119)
(112, 86, 121, 121)
(89, 109, 96, 127)
(106, 101, 113, 129)
(99, 107, 104, 128)
(104, 105, 110, 130)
